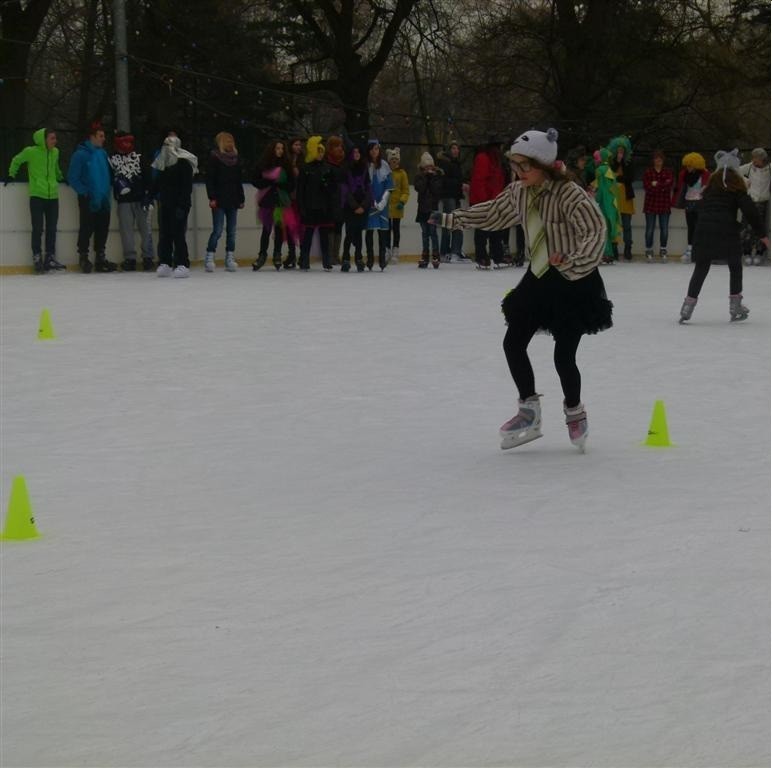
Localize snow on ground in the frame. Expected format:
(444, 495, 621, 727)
(1, 262, 769, 768)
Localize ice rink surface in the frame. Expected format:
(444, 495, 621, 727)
(1, 262, 769, 768)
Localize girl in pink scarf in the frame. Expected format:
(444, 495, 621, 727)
(252, 140, 299, 270)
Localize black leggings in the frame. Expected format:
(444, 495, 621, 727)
(687, 252, 743, 298)
(503, 323, 583, 408)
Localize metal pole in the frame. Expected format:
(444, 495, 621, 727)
(113, 0, 130, 131)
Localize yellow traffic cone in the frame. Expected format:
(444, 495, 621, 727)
(1, 476, 40, 540)
(642, 399, 673, 447)
(37, 308, 55, 340)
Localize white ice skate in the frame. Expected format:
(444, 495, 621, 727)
(564, 402, 588, 452)
(500, 396, 542, 450)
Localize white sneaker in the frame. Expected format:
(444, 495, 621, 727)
(156, 263, 173, 277)
(500, 396, 542, 449)
(173, 265, 190, 278)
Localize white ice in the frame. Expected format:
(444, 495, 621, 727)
(1, 262, 769, 768)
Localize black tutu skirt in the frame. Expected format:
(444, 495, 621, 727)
(501, 266, 613, 337)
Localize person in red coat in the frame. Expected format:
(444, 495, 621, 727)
(642, 149, 675, 262)
(469, 137, 506, 268)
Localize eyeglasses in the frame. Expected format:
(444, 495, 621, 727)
(510, 159, 533, 173)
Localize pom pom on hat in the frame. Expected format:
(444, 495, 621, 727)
(419, 151, 434, 168)
(509, 127, 559, 166)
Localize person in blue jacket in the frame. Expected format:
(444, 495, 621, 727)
(67, 122, 117, 273)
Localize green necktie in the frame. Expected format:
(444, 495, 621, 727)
(526, 187, 549, 278)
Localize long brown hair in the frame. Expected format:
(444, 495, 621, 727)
(705, 167, 747, 194)
(260, 139, 291, 174)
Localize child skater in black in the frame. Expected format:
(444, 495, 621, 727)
(432, 128, 612, 451)
(679, 149, 770, 324)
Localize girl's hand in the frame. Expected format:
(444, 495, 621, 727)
(549, 252, 566, 266)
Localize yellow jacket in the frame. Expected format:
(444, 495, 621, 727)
(388, 167, 410, 218)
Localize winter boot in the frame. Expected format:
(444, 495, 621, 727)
(645, 249, 654, 263)
(120, 258, 137, 272)
(44, 254, 66, 271)
(79, 254, 93, 274)
(499, 395, 542, 450)
(729, 293, 750, 322)
(418, 252, 430, 269)
(225, 251, 238, 272)
(204, 251, 215, 272)
(142, 257, 155, 271)
(252, 251, 267, 271)
(680, 245, 692, 264)
(679, 296, 697, 324)
(94, 253, 118, 272)
(659, 247, 668, 263)
(32, 254, 45, 274)
(564, 402, 588, 452)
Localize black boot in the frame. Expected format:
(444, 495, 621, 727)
(612, 243, 620, 262)
(121, 258, 137, 272)
(252, 251, 268, 271)
(79, 254, 93, 273)
(623, 243, 632, 261)
(94, 253, 118, 272)
(142, 257, 155, 271)
(33, 254, 45, 274)
(44, 254, 66, 271)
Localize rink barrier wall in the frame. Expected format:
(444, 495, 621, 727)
(0, 182, 690, 272)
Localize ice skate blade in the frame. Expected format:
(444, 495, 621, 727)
(570, 437, 587, 453)
(500, 430, 543, 450)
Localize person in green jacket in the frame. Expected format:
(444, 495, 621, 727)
(6, 127, 66, 273)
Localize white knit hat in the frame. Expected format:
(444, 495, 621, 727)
(714, 148, 741, 172)
(509, 128, 559, 166)
(714, 148, 741, 187)
(419, 151, 434, 168)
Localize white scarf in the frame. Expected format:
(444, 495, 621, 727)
(152, 136, 198, 174)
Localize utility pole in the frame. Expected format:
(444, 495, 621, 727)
(114, 0, 130, 131)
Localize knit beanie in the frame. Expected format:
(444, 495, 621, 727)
(113, 131, 135, 154)
(509, 128, 558, 166)
(681, 152, 706, 171)
(305, 135, 324, 163)
(714, 148, 741, 173)
(714, 148, 741, 187)
(419, 151, 434, 168)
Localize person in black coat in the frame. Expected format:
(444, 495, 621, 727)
(296, 135, 335, 270)
(151, 135, 198, 277)
(204, 132, 245, 272)
(679, 150, 770, 323)
(436, 141, 466, 260)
